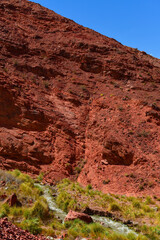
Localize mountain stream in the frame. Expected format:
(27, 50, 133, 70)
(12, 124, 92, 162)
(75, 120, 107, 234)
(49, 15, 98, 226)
(37, 184, 137, 236)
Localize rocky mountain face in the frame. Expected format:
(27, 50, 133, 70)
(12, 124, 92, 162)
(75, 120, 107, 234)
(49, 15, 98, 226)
(0, 0, 159, 196)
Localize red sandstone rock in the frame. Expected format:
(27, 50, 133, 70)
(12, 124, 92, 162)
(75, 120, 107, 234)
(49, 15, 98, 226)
(58, 233, 68, 239)
(0, 194, 7, 200)
(0, 180, 6, 186)
(4, 193, 22, 207)
(65, 210, 93, 223)
(0, 0, 159, 197)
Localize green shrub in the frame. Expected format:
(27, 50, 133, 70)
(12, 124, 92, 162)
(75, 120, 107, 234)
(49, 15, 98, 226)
(145, 196, 155, 205)
(51, 219, 64, 231)
(127, 233, 137, 240)
(37, 172, 44, 182)
(10, 207, 23, 217)
(109, 202, 121, 212)
(12, 169, 21, 177)
(42, 227, 55, 237)
(89, 222, 105, 236)
(142, 205, 153, 213)
(68, 199, 77, 211)
(31, 198, 49, 220)
(75, 167, 81, 173)
(24, 209, 32, 219)
(20, 218, 42, 235)
(132, 201, 141, 209)
(0, 210, 7, 218)
(20, 183, 33, 196)
(34, 185, 43, 196)
(57, 178, 71, 189)
(136, 235, 148, 240)
(102, 194, 114, 203)
(65, 219, 90, 238)
(0, 203, 10, 218)
(56, 192, 72, 212)
(64, 221, 72, 229)
(86, 184, 92, 190)
(68, 228, 79, 238)
(108, 232, 128, 240)
(18, 173, 34, 184)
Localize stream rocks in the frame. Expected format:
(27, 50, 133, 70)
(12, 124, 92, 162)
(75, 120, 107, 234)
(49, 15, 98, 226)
(65, 210, 93, 224)
(83, 207, 137, 227)
(84, 206, 113, 218)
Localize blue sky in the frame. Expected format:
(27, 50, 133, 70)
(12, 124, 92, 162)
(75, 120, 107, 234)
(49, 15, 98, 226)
(31, 0, 160, 59)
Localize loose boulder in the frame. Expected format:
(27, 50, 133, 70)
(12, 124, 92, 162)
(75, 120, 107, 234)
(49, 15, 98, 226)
(4, 193, 22, 207)
(64, 210, 93, 224)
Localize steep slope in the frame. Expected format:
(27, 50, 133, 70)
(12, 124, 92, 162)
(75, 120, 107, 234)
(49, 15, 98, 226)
(0, 0, 159, 196)
(0, 218, 47, 240)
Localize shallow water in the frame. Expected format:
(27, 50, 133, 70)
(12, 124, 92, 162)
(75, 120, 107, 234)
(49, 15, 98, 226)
(41, 185, 66, 220)
(92, 215, 136, 235)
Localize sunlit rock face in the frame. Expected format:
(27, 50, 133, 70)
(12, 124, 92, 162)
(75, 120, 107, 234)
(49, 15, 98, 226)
(0, 0, 159, 196)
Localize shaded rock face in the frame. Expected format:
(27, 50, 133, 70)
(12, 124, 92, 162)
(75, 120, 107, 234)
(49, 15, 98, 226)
(4, 193, 22, 207)
(84, 207, 113, 218)
(65, 210, 93, 224)
(102, 140, 134, 166)
(0, 0, 159, 196)
(0, 194, 7, 200)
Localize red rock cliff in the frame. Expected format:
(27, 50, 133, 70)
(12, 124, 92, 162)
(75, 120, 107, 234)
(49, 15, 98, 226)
(0, 0, 159, 196)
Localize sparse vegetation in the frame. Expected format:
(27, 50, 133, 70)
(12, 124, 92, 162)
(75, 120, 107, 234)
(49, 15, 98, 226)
(109, 202, 121, 212)
(137, 130, 150, 137)
(56, 179, 160, 239)
(36, 172, 44, 182)
(103, 179, 110, 184)
(0, 171, 160, 239)
(43, 81, 49, 88)
(74, 158, 86, 176)
(0, 170, 53, 235)
(118, 106, 124, 111)
(80, 85, 86, 90)
(13, 60, 19, 67)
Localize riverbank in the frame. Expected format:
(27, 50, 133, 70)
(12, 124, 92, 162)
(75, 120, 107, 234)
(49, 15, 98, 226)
(0, 170, 160, 239)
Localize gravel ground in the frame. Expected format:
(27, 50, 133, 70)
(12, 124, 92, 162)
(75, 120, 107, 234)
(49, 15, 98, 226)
(0, 218, 48, 240)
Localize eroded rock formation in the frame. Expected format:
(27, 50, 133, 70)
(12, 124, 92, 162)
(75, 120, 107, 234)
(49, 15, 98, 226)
(0, 0, 159, 196)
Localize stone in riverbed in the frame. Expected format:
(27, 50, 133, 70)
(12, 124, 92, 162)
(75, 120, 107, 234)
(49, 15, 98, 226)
(64, 210, 93, 224)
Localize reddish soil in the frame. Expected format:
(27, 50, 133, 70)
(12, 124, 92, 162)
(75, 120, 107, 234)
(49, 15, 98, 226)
(0, 0, 159, 196)
(0, 218, 47, 240)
